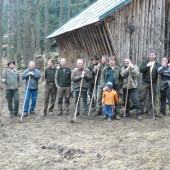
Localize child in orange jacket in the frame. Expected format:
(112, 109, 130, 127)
(102, 82, 119, 122)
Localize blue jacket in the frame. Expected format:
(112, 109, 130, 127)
(157, 65, 170, 88)
(22, 68, 41, 89)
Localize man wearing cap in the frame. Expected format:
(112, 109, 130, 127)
(22, 61, 41, 117)
(1, 61, 21, 118)
(55, 58, 71, 115)
(88, 56, 99, 111)
(42, 59, 57, 116)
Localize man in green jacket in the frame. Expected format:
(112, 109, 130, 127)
(99, 56, 123, 120)
(121, 58, 142, 120)
(139, 50, 161, 115)
(1, 61, 21, 118)
(55, 58, 71, 115)
(72, 59, 93, 116)
(88, 56, 99, 111)
(94, 55, 109, 116)
(42, 59, 57, 116)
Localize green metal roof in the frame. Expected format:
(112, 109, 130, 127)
(46, 0, 132, 39)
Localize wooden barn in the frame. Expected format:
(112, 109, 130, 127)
(46, 0, 170, 68)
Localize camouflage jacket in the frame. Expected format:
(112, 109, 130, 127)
(121, 65, 139, 89)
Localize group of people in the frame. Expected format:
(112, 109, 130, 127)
(1, 49, 170, 122)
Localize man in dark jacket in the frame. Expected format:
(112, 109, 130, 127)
(100, 56, 123, 120)
(94, 55, 109, 116)
(139, 50, 161, 115)
(1, 61, 21, 118)
(72, 59, 93, 116)
(42, 59, 57, 116)
(157, 57, 170, 116)
(88, 56, 99, 111)
(22, 61, 41, 117)
(55, 58, 71, 115)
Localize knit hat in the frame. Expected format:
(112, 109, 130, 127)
(105, 82, 113, 89)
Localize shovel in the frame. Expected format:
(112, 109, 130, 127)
(85, 67, 99, 120)
(124, 70, 131, 118)
(18, 75, 30, 123)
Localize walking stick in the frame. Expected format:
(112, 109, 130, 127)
(88, 67, 99, 117)
(72, 62, 86, 122)
(150, 67, 155, 120)
(124, 70, 131, 118)
(19, 75, 30, 123)
(0, 67, 7, 126)
(41, 56, 46, 118)
(156, 74, 161, 117)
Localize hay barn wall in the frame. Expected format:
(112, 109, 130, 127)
(54, 0, 170, 69)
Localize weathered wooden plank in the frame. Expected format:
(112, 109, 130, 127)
(98, 24, 109, 55)
(94, 25, 106, 55)
(85, 28, 98, 55)
(91, 27, 103, 57)
(161, 0, 165, 58)
(81, 29, 92, 57)
(101, 24, 113, 56)
(105, 21, 119, 62)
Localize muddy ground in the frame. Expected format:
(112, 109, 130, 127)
(0, 80, 170, 170)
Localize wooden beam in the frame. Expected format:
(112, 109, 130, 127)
(101, 24, 113, 56)
(98, 24, 109, 55)
(94, 26, 106, 55)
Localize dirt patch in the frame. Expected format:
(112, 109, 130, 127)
(0, 81, 170, 170)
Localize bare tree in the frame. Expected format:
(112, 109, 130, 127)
(44, 0, 50, 58)
(8, 0, 14, 61)
(23, 0, 28, 66)
(59, 0, 64, 26)
(17, 0, 21, 67)
(0, 0, 3, 65)
(68, 0, 72, 20)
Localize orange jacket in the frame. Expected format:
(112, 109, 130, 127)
(102, 89, 119, 105)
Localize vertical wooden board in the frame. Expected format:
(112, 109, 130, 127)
(143, 0, 149, 60)
(140, 0, 145, 61)
(132, 0, 136, 64)
(118, 10, 121, 63)
(161, 0, 165, 58)
(120, 8, 124, 65)
(147, 0, 152, 55)
(135, 0, 139, 64)
(98, 24, 109, 55)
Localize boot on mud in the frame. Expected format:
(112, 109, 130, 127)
(147, 111, 152, 115)
(107, 117, 112, 122)
(30, 111, 35, 114)
(10, 113, 13, 118)
(93, 111, 102, 116)
(15, 113, 21, 116)
(73, 112, 79, 116)
(57, 112, 62, 116)
(156, 113, 163, 118)
(122, 113, 129, 118)
(49, 112, 53, 115)
(84, 112, 88, 116)
(137, 114, 142, 121)
(116, 114, 120, 120)
(102, 114, 108, 119)
(91, 106, 96, 112)
(23, 113, 28, 117)
(65, 111, 68, 115)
